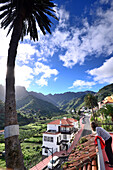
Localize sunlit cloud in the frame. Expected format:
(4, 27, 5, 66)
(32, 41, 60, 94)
(54, 77, 58, 82)
(70, 56, 113, 89)
(29, 2, 113, 69)
(69, 80, 96, 89)
(17, 43, 40, 64)
(34, 62, 59, 87)
(0, 57, 7, 86)
(87, 57, 113, 84)
(15, 65, 33, 88)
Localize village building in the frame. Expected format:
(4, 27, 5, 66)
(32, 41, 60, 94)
(103, 94, 113, 105)
(42, 117, 78, 156)
(98, 94, 113, 109)
(0, 130, 4, 135)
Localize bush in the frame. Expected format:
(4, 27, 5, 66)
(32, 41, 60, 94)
(79, 137, 88, 144)
(90, 116, 94, 121)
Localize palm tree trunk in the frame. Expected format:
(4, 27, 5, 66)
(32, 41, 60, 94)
(91, 107, 95, 121)
(5, 16, 25, 169)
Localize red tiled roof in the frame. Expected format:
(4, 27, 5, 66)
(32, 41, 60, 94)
(68, 118, 78, 122)
(48, 119, 60, 125)
(63, 134, 97, 169)
(61, 125, 74, 128)
(48, 118, 77, 126)
(43, 132, 61, 135)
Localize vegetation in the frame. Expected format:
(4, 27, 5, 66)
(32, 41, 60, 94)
(91, 104, 113, 131)
(0, 113, 78, 169)
(0, 122, 46, 169)
(46, 91, 95, 106)
(79, 137, 88, 144)
(84, 93, 98, 120)
(60, 95, 86, 112)
(17, 95, 65, 117)
(96, 83, 113, 102)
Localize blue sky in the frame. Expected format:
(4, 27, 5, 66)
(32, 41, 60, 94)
(0, 0, 113, 94)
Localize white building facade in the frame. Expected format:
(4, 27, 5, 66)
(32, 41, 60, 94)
(42, 117, 78, 156)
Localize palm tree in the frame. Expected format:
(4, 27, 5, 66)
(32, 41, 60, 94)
(84, 93, 98, 120)
(0, 0, 58, 169)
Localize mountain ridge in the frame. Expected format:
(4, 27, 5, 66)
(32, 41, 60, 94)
(0, 83, 113, 129)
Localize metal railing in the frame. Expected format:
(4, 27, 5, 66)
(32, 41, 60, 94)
(97, 138, 105, 170)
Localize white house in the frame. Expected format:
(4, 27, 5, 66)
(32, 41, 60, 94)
(42, 117, 78, 156)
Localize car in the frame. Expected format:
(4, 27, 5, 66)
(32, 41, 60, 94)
(48, 156, 60, 169)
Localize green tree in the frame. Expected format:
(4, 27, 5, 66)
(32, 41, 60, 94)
(78, 109, 81, 115)
(97, 107, 108, 120)
(0, 0, 58, 169)
(84, 94, 98, 120)
(97, 104, 113, 122)
(106, 104, 113, 121)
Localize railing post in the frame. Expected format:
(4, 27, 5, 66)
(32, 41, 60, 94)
(97, 139, 105, 170)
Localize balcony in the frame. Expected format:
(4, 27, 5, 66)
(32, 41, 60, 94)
(57, 139, 69, 145)
(60, 129, 74, 134)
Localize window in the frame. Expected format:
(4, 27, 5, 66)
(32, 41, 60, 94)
(45, 148, 48, 153)
(63, 134, 67, 139)
(44, 136, 48, 141)
(44, 136, 53, 142)
(48, 137, 53, 142)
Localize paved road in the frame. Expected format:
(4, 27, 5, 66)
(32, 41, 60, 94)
(81, 115, 92, 137)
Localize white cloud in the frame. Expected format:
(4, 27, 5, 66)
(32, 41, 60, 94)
(59, 4, 113, 67)
(0, 28, 10, 58)
(0, 57, 7, 85)
(56, 6, 70, 28)
(33, 2, 112, 69)
(69, 80, 96, 89)
(15, 65, 33, 88)
(0, 28, 35, 88)
(0, 55, 34, 88)
(34, 62, 59, 86)
(87, 57, 113, 84)
(17, 43, 40, 64)
(54, 77, 58, 82)
(100, 0, 110, 4)
(69, 56, 113, 89)
(29, 2, 113, 69)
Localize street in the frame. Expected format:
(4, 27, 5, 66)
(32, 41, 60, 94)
(81, 115, 92, 137)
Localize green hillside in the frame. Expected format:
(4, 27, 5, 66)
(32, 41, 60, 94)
(96, 83, 113, 101)
(1, 83, 113, 129)
(47, 91, 95, 106)
(16, 95, 65, 117)
(60, 95, 85, 112)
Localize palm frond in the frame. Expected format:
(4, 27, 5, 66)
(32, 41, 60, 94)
(0, 0, 10, 3)
(34, 11, 51, 34)
(0, 10, 8, 20)
(0, 0, 58, 40)
(0, 3, 11, 11)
